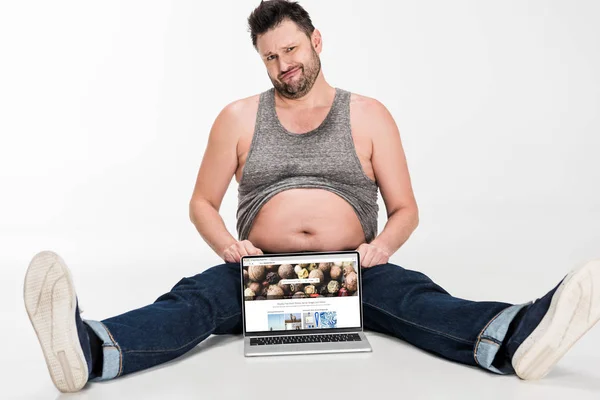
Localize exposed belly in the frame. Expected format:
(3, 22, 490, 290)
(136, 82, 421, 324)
(246, 188, 367, 253)
(236, 94, 376, 254)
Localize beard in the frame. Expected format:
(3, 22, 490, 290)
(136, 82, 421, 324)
(270, 47, 321, 100)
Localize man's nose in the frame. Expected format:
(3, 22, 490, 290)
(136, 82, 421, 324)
(278, 60, 295, 77)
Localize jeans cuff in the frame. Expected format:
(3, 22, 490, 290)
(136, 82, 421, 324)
(83, 319, 122, 381)
(474, 302, 532, 374)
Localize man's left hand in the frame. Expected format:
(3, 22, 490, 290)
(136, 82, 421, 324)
(355, 243, 390, 268)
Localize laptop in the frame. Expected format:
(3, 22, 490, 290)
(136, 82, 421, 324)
(240, 250, 372, 356)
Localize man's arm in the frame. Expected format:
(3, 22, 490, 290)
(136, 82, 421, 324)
(359, 97, 419, 256)
(189, 101, 243, 259)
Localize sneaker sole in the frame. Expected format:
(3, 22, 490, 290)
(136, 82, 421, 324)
(23, 250, 88, 392)
(512, 258, 600, 380)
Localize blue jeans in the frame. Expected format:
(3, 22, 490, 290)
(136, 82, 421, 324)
(83, 262, 529, 381)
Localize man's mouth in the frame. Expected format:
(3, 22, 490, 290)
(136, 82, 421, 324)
(282, 67, 300, 80)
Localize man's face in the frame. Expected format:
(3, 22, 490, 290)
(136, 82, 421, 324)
(256, 19, 321, 100)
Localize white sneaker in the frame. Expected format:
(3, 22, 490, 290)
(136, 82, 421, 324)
(511, 258, 600, 380)
(23, 250, 92, 392)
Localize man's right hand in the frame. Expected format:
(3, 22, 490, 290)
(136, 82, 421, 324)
(222, 240, 264, 263)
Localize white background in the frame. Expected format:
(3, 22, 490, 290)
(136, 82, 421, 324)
(1, 1, 599, 399)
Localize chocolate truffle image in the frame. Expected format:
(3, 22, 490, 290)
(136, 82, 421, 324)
(243, 258, 359, 300)
(343, 264, 356, 276)
(261, 285, 270, 297)
(297, 268, 309, 279)
(344, 272, 358, 292)
(318, 262, 332, 275)
(330, 265, 342, 281)
(278, 264, 295, 279)
(308, 269, 325, 286)
(248, 281, 261, 294)
(304, 285, 317, 295)
(266, 285, 284, 299)
(248, 265, 266, 282)
(289, 283, 304, 293)
(278, 281, 291, 295)
(265, 271, 279, 284)
(327, 280, 340, 294)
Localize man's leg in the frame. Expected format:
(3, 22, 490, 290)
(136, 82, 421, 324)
(361, 262, 529, 375)
(83, 261, 243, 381)
(25, 250, 242, 392)
(362, 260, 600, 379)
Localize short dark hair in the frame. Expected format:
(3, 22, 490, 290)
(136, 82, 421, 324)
(247, 0, 315, 51)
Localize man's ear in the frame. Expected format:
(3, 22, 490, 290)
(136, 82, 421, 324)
(312, 29, 322, 53)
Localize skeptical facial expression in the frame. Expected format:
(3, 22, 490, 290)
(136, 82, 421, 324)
(256, 19, 322, 99)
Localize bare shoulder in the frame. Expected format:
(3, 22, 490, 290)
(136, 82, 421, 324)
(211, 93, 261, 153)
(349, 91, 392, 119)
(348, 91, 397, 146)
(219, 93, 261, 126)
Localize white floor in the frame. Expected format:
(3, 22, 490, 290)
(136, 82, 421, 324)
(12, 329, 600, 400)
(5, 213, 600, 400)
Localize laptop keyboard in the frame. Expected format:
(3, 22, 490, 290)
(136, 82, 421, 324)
(250, 333, 362, 346)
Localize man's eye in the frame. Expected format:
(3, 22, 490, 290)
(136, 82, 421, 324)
(267, 48, 293, 61)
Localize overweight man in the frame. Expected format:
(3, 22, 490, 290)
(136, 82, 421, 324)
(24, 0, 600, 393)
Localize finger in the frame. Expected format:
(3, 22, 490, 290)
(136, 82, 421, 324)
(241, 241, 260, 256)
(357, 251, 366, 268)
(372, 254, 387, 268)
(224, 249, 237, 263)
(230, 246, 243, 260)
(362, 249, 375, 269)
(356, 253, 362, 267)
(360, 251, 369, 268)
(237, 249, 249, 259)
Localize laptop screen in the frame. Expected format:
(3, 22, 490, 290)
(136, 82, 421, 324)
(240, 251, 363, 336)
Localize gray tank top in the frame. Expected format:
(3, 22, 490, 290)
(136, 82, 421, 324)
(236, 87, 379, 243)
